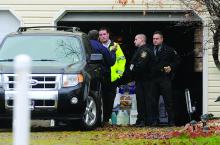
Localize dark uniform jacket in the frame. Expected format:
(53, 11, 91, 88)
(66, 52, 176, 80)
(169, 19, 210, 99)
(129, 44, 154, 81)
(151, 43, 180, 79)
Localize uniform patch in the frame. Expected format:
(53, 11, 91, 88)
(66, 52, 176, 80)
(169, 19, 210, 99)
(174, 50, 178, 55)
(141, 51, 147, 58)
(130, 64, 134, 71)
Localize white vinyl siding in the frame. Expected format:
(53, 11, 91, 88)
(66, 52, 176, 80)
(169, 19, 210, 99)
(0, 10, 20, 43)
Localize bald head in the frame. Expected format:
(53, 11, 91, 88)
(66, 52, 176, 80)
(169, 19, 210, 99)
(137, 34, 146, 42)
(134, 34, 147, 47)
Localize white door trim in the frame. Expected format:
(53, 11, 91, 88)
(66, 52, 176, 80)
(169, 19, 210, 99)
(52, 6, 193, 25)
(202, 19, 210, 114)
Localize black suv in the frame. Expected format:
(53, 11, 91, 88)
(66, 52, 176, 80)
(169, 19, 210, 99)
(0, 26, 103, 130)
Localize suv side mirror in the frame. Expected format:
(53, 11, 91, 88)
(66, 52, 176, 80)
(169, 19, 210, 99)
(89, 53, 103, 64)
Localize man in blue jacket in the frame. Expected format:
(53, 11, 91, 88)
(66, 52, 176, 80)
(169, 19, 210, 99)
(88, 30, 116, 68)
(88, 30, 117, 123)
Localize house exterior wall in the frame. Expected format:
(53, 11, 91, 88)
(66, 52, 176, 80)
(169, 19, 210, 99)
(0, 0, 219, 116)
(208, 37, 220, 116)
(0, 10, 21, 43)
(0, 0, 186, 26)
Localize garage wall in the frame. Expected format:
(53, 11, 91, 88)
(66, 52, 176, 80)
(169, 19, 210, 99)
(0, 10, 20, 43)
(0, 0, 219, 116)
(0, 0, 184, 26)
(208, 37, 220, 116)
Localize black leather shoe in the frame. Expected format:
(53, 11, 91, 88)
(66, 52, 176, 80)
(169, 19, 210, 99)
(135, 121, 145, 127)
(145, 122, 151, 126)
(134, 119, 141, 125)
(168, 122, 175, 127)
(150, 122, 158, 127)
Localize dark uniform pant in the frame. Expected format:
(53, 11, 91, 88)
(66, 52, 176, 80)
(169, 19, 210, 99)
(102, 79, 117, 122)
(151, 76, 174, 124)
(135, 80, 153, 124)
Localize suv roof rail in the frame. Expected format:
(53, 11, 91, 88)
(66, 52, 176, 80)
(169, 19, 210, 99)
(17, 26, 81, 33)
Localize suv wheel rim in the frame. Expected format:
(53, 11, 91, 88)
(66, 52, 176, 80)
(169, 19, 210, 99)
(84, 96, 97, 126)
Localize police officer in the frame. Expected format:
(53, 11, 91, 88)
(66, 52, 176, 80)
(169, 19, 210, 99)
(98, 27, 126, 123)
(130, 34, 154, 127)
(151, 31, 180, 126)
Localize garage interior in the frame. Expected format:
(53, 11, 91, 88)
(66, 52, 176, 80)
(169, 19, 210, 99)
(57, 11, 203, 125)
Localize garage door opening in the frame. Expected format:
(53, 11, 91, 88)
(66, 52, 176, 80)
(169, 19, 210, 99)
(57, 20, 203, 126)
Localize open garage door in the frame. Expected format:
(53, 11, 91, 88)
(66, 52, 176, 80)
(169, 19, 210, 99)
(0, 10, 20, 43)
(56, 11, 203, 125)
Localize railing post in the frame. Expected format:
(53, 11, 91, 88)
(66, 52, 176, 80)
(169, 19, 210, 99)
(13, 55, 31, 145)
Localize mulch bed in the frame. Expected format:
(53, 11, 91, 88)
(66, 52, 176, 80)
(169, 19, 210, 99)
(97, 119, 220, 139)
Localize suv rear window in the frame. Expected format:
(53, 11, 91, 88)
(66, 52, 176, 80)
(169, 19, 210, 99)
(0, 35, 84, 64)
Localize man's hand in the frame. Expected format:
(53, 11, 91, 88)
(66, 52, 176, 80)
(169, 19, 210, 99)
(164, 66, 171, 73)
(111, 43, 118, 51)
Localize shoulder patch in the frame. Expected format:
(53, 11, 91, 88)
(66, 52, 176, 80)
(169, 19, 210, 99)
(173, 50, 178, 55)
(141, 51, 147, 58)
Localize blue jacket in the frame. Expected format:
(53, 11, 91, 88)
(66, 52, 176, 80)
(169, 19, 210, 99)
(90, 40, 116, 67)
(90, 40, 116, 77)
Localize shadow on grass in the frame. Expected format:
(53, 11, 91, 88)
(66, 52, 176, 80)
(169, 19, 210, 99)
(31, 120, 82, 132)
(0, 120, 83, 132)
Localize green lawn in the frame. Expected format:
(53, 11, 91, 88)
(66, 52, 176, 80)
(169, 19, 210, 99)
(1, 126, 220, 145)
